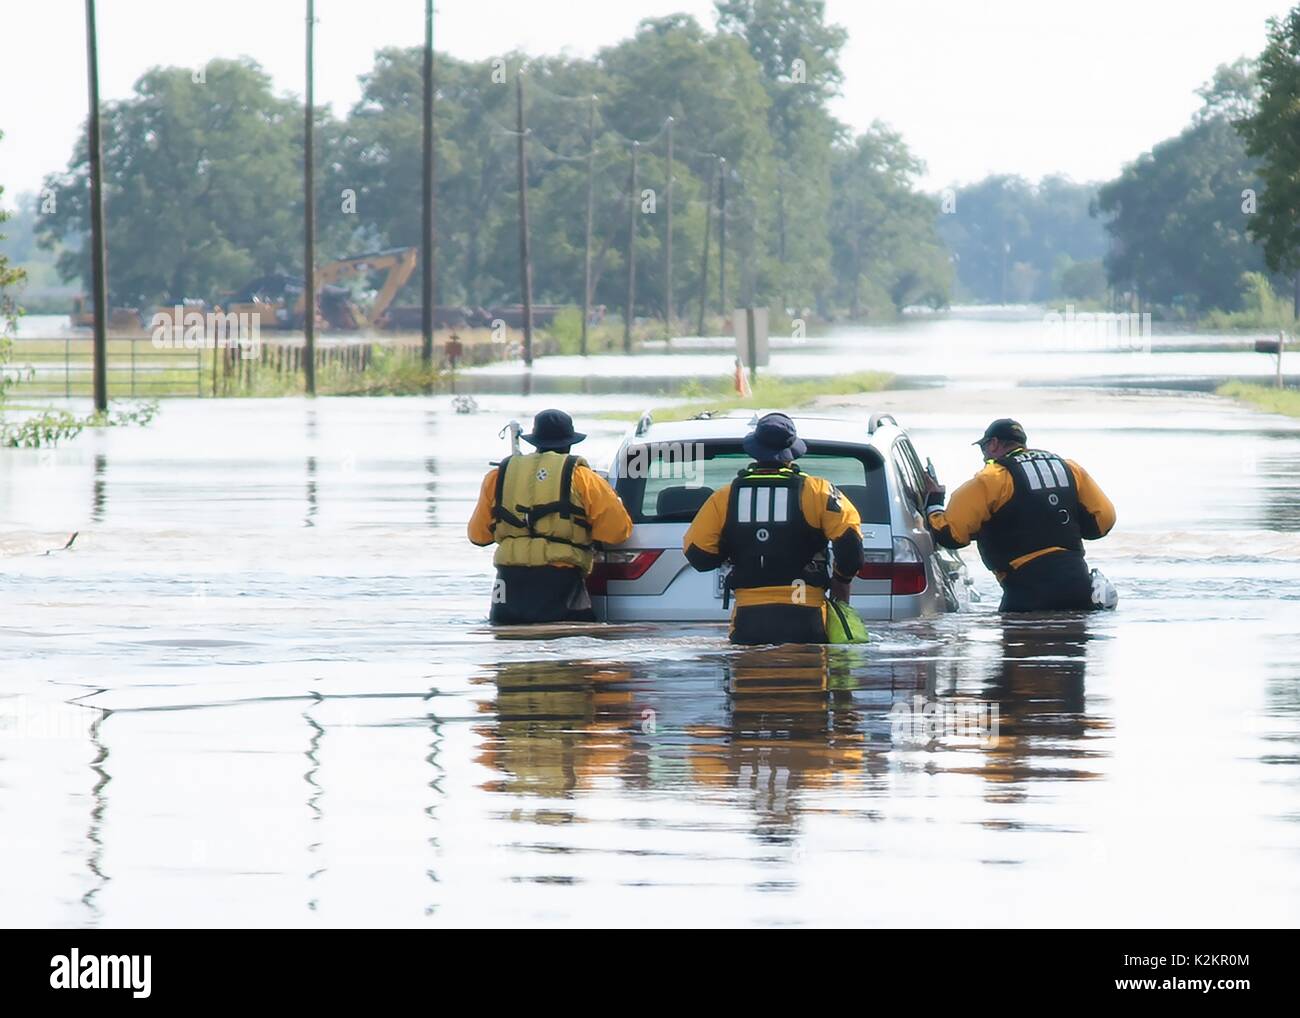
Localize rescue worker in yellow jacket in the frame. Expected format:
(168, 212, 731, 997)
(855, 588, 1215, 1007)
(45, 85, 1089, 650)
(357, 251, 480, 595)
(683, 413, 865, 644)
(924, 418, 1116, 612)
(468, 409, 632, 624)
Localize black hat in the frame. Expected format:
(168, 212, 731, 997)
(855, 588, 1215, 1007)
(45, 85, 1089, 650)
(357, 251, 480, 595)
(974, 418, 1027, 447)
(522, 409, 586, 450)
(742, 412, 807, 463)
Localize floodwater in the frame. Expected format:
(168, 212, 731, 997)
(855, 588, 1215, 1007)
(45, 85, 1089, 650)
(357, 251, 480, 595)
(2, 315, 1299, 927)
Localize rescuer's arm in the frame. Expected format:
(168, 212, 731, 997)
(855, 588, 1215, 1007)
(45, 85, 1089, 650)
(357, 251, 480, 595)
(574, 466, 634, 545)
(926, 464, 1012, 548)
(809, 478, 866, 583)
(467, 468, 499, 547)
(683, 486, 730, 571)
(1067, 460, 1117, 540)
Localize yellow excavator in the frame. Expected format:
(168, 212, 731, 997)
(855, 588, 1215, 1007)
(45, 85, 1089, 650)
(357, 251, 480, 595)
(318, 247, 418, 328)
(222, 247, 418, 330)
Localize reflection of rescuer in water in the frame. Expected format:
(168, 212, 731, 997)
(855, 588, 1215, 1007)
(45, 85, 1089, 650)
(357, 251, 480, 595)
(682, 413, 866, 644)
(467, 409, 632, 623)
(924, 418, 1117, 612)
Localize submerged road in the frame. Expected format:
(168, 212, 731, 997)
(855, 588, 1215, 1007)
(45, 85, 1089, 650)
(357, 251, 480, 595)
(2, 319, 1299, 927)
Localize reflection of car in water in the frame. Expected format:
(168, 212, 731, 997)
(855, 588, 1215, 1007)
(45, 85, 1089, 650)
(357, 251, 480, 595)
(472, 649, 936, 819)
(589, 413, 972, 623)
(472, 620, 1109, 831)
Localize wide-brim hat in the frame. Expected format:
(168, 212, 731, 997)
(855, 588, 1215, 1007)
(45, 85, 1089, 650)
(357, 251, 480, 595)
(522, 408, 586, 450)
(742, 412, 807, 463)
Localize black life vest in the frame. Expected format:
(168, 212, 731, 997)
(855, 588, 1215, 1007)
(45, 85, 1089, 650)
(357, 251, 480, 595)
(977, 448, 1084, 573)
(720, 465, 830, 594)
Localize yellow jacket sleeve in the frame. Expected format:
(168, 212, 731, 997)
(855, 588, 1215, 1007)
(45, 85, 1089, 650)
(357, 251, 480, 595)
(467, 468, 499, 547)
(927, 462, 1013, 547)
(683, 485, 730, 555)
(572, 465, 634, 545)
(1068, 460, 1116, 539)
(803, 475, 865, 579)
(801, 476, 862, 539)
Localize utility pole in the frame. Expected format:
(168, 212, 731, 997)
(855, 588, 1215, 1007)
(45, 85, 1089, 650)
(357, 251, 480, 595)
(303, 0, 317, 395)
(420, 0, 435, 369)
(664, 116, 674, 339)
(697, 158, 716, 336)
(581, 96, 596, 357)
(515, 69, 534, 367)
(745, 305, 758, 386)
(624, 141, 639, 353)
(718, 157, 728, 321)
(1000, 230, 1009, 306)
(776, 172, 786, 310)
(83, 0, 108, 412)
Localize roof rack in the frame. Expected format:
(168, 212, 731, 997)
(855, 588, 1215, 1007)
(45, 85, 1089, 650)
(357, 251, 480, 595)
(867, 412, 898, 434)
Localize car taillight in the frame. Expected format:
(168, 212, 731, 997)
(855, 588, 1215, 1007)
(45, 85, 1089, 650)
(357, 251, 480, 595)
(856, 549, 892, 582)
(889, 537, 927, 594)
(586, 549, 663, 595)
(855, 539, 927, 595)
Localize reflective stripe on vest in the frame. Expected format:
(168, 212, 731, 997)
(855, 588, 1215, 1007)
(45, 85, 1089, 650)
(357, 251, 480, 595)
(490, 451, 595, 572)
(735, 483, 793, 525)
(720, 466, 829, 594)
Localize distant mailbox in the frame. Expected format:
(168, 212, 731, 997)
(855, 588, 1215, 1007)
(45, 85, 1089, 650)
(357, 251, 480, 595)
(1255, 338, 1282, 354)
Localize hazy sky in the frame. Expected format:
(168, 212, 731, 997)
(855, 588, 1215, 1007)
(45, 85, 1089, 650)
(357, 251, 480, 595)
(0, 0, 1294, 205)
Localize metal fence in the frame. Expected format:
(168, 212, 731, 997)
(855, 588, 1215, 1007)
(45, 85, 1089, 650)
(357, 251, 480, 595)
(4, 337, 408, 398)
(4, 337, 204, 398)
(3, 333, 524, 398)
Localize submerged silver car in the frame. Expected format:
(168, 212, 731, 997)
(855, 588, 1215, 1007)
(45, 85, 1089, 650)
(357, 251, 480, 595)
(587, 410, 972, 622)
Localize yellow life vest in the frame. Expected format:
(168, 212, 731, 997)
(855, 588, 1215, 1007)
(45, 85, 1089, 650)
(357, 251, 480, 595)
(491, 451, 595, 572)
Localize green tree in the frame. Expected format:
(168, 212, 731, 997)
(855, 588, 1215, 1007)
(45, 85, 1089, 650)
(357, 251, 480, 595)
(1097, 61, 1272, 313)
(329, 48, 518, 306)
(331, 19, 779, 317)
(937, 175, 1032, 303)
(829, 124, 949, 316)
(595, 15, 774, 316)
(1238, 14, 1300, 301)
(1058, 259, 1107, 301)
(1, 131, 29, 391)
(0, 192, 73, 292)
(37, 59, 305, 306)
(30, 10, 949, 332)
(715, 0, 847, 308)
(936, 175, 1105, 303)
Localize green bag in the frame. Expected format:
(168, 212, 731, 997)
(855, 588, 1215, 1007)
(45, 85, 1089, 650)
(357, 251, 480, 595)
(825, 597, 870, 644)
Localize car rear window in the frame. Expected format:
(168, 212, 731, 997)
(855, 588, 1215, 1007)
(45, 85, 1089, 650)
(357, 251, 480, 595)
(616, 440, 889, 524)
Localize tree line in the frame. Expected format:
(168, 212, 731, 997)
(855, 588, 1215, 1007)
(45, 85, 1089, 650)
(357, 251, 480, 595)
(1098, 7, 1300, 318)
(27, 2, 951, 324)
(11, 2, 1300, 325)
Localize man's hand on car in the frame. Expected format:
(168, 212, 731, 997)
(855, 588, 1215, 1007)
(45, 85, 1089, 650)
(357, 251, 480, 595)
(923, 472, 946, 508)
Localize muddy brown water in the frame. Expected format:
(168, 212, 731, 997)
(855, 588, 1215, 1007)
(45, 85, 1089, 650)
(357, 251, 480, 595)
(2, 318, 1299, 927)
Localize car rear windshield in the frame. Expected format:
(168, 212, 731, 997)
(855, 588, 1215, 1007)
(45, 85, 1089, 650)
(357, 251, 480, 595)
(616, 440, 889, 525)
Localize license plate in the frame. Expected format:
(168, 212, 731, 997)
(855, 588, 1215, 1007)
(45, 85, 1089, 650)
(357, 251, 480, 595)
(713, 564, 732, 598)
